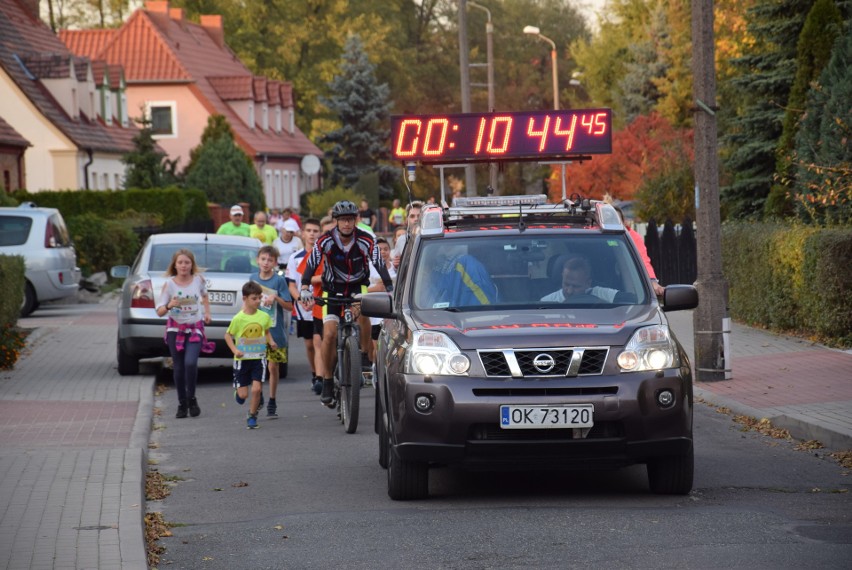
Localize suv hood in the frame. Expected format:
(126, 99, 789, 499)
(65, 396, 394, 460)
(408, 305, 663, 349)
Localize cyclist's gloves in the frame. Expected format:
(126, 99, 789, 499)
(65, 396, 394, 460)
(299, 289, 313, 304)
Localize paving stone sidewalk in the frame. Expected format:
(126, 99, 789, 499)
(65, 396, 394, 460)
(667, 311, 852, 451)
(0, 299, 153, 570)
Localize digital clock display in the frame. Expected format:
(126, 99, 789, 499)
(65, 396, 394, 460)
(391, 109, 612, 163)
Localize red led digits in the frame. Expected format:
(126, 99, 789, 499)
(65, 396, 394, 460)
(422, 118, 449, 156)
(391, 109, 611, 162)
(554, 114, 578, 151)
(526, 116, 551, 152)
(486, 116, 513, 154)
(394, 119, 422, 158)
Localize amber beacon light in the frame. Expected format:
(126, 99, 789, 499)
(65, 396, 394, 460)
(391, 109, 612, 163)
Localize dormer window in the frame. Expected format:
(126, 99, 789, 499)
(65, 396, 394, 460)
(120, 92, 128, 127)
(289, 109, 294, 135)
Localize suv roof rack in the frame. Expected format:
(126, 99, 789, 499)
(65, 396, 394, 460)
(418, 195, 624, 236)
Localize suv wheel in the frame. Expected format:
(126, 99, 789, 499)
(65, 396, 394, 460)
(647, 443, 694, 495)
(21, 282, 38, 317)
(378, 404, 389, 469)
(387, 431, 428, 500)
(117, 335, 140, 376)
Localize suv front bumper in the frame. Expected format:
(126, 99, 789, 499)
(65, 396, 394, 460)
(388, 368, 693, 469)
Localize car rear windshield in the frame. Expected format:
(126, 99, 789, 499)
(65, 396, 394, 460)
(0, 215, 33, 246)
(149, 244, 258, 274)
(411, 233, 649, 310)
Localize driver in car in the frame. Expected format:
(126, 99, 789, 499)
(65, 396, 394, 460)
(540, 253, 618, 303)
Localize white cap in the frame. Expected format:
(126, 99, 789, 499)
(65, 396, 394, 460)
(282, 219, 300, 232)
(230, 205, 244, 215)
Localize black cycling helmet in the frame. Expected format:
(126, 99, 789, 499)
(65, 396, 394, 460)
(331, 200, 359, 219)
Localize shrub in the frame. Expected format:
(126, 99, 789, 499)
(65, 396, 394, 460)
(67, 213, 140, 276)
(305, 187, 364, 219)
(0, 255, 24, 325)
(0, 324, 27, 370)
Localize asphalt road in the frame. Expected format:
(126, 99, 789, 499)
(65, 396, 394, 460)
(147, 338, 851, 569)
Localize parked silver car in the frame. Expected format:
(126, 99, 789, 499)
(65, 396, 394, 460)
(0, 204, 81, 316)
(111, 233, 262, 375)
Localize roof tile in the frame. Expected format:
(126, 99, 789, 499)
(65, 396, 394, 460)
(0, 114, 31, 147)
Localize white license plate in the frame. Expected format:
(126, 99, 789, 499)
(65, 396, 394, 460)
(208, 290, 235, 305)
(500, 404, 594, 429)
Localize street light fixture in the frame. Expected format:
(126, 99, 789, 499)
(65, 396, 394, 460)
(523, 25, 559, 110)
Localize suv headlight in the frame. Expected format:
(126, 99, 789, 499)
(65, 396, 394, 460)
(406, 330, 470, 376)
(617, 325, 679, 371)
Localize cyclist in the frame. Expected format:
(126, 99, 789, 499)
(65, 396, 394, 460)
(299, 200, 393, 406)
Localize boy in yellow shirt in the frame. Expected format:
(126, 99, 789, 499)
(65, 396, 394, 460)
(225, 281, 277, 429)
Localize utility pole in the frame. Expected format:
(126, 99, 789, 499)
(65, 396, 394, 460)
(469, 1, 498, 191)
(692, 0, 729, 382)
(458, 0, 477, 196)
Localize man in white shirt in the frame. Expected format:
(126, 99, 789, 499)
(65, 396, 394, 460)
(540, 253, 619, 303)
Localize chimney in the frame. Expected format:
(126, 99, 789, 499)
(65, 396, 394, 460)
(201, 15, 224, 48)
(145, 1, 169, 14)
(169, 7, 184, 21)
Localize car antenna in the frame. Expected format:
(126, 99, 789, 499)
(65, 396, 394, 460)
(517, 202, 526, 233)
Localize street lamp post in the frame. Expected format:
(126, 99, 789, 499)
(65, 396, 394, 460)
(523, 25, 559, 110)
(469, 1, 497, 190)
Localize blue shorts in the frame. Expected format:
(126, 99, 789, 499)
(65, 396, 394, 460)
(232, 358, 267, 388)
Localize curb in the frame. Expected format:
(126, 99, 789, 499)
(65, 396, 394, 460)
(125, 376, 156, 569)
(695, 386, 852, 451)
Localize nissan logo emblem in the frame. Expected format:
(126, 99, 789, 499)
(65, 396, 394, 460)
(533, 353, 555, 373)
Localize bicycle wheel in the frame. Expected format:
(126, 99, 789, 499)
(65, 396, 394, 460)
(341, 334, 362, 433)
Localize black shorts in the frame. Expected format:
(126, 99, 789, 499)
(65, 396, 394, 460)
(313, 317, 324, 338)
(295, 319, 313, 340)
(232, 358, 267, 388)
(371, 324, 382, 341)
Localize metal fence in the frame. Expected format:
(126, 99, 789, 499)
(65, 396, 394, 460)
(644, 218, 697, 286)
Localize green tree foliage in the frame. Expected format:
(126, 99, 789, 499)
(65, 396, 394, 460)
(122, 120, 178, 189)
(183, 134, 264, 212)
(319, 34, 396, 199)
(767, 0, 844, 218)
(185, 114, 241, 175)
(305, 186, 364, 219)
(793, 24, 852, 226)
(720, 0, 813, 220)
(617, 2, 669, 123)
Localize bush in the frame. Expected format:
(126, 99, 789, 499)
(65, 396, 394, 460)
(722, 221, 852, 346)
(67, 213, 140, 276)
(0, 255, 25, 325)
(0, 324, 27, 370)
(305, 187, 365, 219)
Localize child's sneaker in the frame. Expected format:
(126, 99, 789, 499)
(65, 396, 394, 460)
(234, 390, 246, 405)
(267, 398, 278, 418)
(246, 414, 259, 429)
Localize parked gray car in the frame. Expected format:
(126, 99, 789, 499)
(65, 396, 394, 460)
(111, 233, 262, 375)
(0, 204, 81, 316)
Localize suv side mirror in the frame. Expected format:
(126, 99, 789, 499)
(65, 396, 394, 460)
(661, 284, 699, 312)
(360, 291, 395, 318)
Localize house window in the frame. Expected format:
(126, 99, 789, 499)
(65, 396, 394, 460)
(102, 173, 109, 190)
(248, 103, 255, 130)
(120, 93, 129, 127)
(103, 90, 112, 125)
(262, 103, 268, 131)
(147, 102, 177, 137)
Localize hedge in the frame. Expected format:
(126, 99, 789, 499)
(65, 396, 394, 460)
(722, 222, 852, 347)
(0, 255, 24, 325)
(66, 213, 140, 275)
(10, 187, 210, 228)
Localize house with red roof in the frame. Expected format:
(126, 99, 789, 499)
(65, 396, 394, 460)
(0, 0, 138, 192)
(61, 1, 323, 211)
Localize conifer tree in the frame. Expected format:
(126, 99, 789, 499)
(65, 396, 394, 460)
(319, 34, 396, 199)
(720, 0, 814, 219)
(184, 132, 264, 212)
(122, 120, 177, 189)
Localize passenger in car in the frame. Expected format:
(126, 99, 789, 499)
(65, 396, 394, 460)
(426, 245, 498, 307)
(540, 253, 619, 303)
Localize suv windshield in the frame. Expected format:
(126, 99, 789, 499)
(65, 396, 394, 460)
(411, 234, 648, 310)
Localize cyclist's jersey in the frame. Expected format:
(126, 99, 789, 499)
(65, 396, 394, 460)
(301, 227, 393, 296)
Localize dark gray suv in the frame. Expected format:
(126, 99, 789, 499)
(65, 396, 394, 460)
(362, 196, 699, 500)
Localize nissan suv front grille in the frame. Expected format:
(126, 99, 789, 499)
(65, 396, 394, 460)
(478, 347, 609, 377)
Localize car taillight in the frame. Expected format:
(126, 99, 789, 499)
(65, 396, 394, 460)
(44, 222, 56, 248)
(59, 272, 64, 284)
(130, 279, 156, 309)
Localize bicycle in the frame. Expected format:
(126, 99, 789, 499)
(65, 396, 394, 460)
(314, 296, 363, 434)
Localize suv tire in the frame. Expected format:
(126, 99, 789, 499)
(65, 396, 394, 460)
(387, 432, 428, 500)
(378, 406, 389, 469)
(647, 442, 694, 495)
(117, 335, 140, 376)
